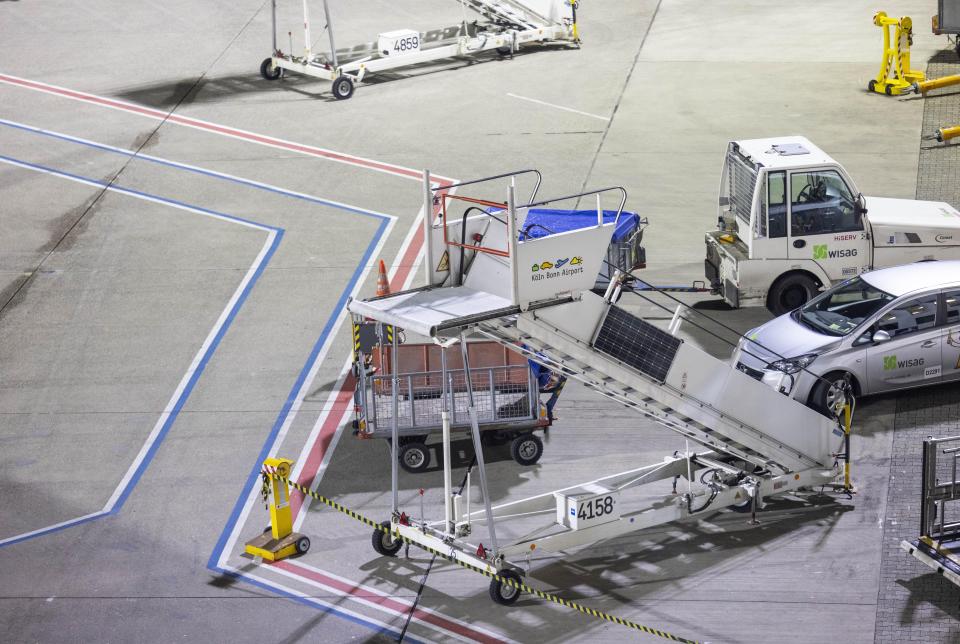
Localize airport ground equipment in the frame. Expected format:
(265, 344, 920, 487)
(347, 169, 853, 605)
(932, 0, 960, 58)
(937, 124, 960, 142)
(245, 458, 311, 561)
(901, 435, 960, 586)
(703, 136, 960, 314)
(352, 334, 554, 472)
(869, 11, 925, 95)
(906, 74, 960, 94)
(259, 0, 579, 100)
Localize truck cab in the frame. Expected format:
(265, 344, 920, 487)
(705, 136, 960, 314)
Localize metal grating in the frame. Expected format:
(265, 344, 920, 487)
(592, 306, 681, 383)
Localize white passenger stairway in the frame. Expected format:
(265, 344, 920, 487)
(346, 171, 847, 583)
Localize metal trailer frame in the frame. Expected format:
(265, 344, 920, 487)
(350, 170, 850, 605)
(901, 435, 960, 585)
(259, 0, 579, 100)
(352, 329, 551, 473)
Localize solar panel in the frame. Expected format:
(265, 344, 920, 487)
(592, 306, 681, 383)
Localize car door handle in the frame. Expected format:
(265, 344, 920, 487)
(793, 239, 806, 248)
(921, 340, 937, 348)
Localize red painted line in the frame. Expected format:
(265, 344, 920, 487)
(273, 560, 504, 644)
(0, 73, 453, 183)
(290, 198, 442, 520)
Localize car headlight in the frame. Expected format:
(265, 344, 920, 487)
(767, 353, 817, 374)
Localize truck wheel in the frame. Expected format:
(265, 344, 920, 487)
(510, 434, 543, 466)
(768, 274, 817, 315)
(399, 443, 431, 473)
(489, 569, 523, 605)
(809, 372, 854, 417)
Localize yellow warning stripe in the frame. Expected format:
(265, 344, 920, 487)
(273, 473, 701, 643)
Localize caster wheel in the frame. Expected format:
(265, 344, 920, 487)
(510, 434, 543, 466)
(399, 442, 431, 473)
(295, 536, 311, 554)
(496, 46, 512, 58)
(884, 83, 893, 96)
(489, 569, 523, 605)
(332, 75, 354, 100)
(260, 58, 281, 80)
(867, 79, 876, 92)
(372, 520, 402, 556)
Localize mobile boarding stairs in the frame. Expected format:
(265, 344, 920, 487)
(261, 0, 579, 99)
(347, 170, 851, 603)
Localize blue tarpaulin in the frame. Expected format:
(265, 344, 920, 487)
(519, 209, 641, 243)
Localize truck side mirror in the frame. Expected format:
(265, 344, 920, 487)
(872, 329, 891, 343)
(855, 193, 867, 216)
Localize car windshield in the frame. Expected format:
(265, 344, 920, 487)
(798, 277, 894, 336)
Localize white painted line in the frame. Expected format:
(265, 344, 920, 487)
(506, 92, 611, 121)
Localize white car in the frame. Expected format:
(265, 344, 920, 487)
(734, 261, 960, 414)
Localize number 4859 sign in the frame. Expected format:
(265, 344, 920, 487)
(556, 489, 620, 530)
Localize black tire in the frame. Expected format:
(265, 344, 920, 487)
(730, 495, 754, 513)
(510, 434, 543, 466)
(372, 520, 402, 556)
(399, 442, 431, 473)
(496, 46, 512, 57)
(809, 372, 853, 418)
(295, 536, 311, 554)
(332, 76, 354, 100)
(767, 273, 818, 315)
(489, 569, 523, 605)
(260, 58, 281, 80)
(884, 83, 893, 96)
(867, 79, 877, 92)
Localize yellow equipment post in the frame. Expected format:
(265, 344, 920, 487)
(244, 458, 311, 561)
(937, 125, 960, 142)
(869, 12, 925, 96)
(908, 74, 960, 95)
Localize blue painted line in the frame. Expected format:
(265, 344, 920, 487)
(0, 118, 387, 221)
(0, 511, 108, 548)
(3, 130, 408, 641)
(214, 568, 425, 644)
(206, 213, 389, 570)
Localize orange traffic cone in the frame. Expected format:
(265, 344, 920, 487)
(376, 260, 391, 297)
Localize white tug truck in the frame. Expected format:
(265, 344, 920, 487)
(704, 136, 960, 314)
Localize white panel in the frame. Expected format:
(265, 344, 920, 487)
(665, 344, 836, 465)
(347, 287, 513, 337)
(531, 291, 607, 344)
(516, 224, 614, 307)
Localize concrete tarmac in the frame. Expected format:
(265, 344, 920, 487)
(0, 1, 955, 643)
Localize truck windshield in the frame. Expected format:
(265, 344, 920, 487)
(798, 277, 894, 336)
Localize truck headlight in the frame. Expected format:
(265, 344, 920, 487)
(767, 353, 817, 374)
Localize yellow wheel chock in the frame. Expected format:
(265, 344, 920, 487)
(244, 458, 311, 562)
(869, 12, 925, 96)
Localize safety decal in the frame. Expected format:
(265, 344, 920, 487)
(436, 250, 449, 272)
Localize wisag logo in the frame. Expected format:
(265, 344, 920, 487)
(812, 244, 858, 260)
(883, 354, 924, 370)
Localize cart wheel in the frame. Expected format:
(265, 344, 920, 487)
(496, 46, 512, 58)
(510, 434, 543, 466)
(489, 569, 523, 606)
(332, 76, 354, 100)
(372, 520, 403, 556)
(867, 79, 876, 92)
(884, 83, 893, 96)
(295, 536, 311, 554)
(260, 58, 281, 80)
(399, 442, 431, 473)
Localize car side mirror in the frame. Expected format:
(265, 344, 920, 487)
(872, 329, 891, 344)
(855, 193, 868, 217)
